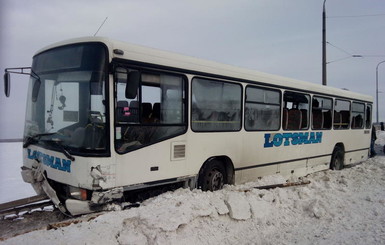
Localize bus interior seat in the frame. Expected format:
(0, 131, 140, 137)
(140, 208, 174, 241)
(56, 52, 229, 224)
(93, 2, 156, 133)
(300, 109, 308, 129)
(352, 114, 363, 128)
(333, 111, 342, 129)
(287, 108, 302, 130)
(323, 111, 332, 129)
(117, 100, 129, 122)
(312, 109, 323, 129)
(152, 103, 161, 122)
(340, 110, 350, 128)
(129, 101, 139, 122)
(142, 103, 153, 122)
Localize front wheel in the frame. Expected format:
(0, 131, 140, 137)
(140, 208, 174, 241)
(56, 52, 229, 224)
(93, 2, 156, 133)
(198, 160, 227, 191)
(330, 146, 344, 170)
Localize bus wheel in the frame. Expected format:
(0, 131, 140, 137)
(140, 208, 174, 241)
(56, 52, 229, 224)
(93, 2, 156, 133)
(330, 146, 344, 170)
(198, 160, 227, 191)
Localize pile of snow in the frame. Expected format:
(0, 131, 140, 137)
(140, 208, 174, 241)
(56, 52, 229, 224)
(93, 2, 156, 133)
(376, 131, 385, 151)
(1, 131, 385, 244)
(3, 158, 385, 244)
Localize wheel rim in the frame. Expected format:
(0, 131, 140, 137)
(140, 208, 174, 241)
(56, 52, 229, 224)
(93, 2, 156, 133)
(333, 151, 343, 170)
(209, 169, 224, 191)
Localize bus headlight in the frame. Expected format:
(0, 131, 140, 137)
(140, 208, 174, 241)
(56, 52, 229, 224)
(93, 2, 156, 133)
(69, 186, 88, 201)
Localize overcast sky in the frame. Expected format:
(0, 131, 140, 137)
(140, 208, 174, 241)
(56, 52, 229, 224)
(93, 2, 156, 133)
(1, 0, 385, 139)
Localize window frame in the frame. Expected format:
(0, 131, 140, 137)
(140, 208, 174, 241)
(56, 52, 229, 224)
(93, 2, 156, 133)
(191, 77, 243, 132)
(351, 101, 365, 129)
(282, 90, 311, 131)
(311, 95, 333, 130)
(333, 99, 351, 130)
(365, 103, 373, 129)
(113, 65, 188, 154)
(244, 85, 281, 131)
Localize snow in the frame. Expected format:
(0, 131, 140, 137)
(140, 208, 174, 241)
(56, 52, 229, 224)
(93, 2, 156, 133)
(1, 134, 385, 244)
(0, 143, 35, 203)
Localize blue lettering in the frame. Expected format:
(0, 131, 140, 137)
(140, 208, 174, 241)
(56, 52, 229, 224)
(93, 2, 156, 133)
(291, 133, 299, 145)
(61, 159, 71, 172)
(264, 133, 274, 148)
(263, 132, 323, 148)
(27, 149, 36, 160)
(309, 132, 316, 143)
(316, 132, 322, 143)
(26, 149, 72, 173)
(273, 134, 283, 147)
(283, 133, 292, 146)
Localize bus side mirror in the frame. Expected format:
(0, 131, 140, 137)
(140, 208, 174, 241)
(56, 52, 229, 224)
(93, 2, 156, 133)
(125, 71, 140, 99)
(4, 72, 10, 97)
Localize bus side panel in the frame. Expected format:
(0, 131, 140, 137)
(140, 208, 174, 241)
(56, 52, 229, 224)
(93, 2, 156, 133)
(306, 155, 330, 173)
(345, 149, 369, 165)
(186, 131, 243, 180)
(329, 129, 370, 165)
(114, 134, 189, 187)
(278, 160, 307, 179)
(236, 165, 278, 184)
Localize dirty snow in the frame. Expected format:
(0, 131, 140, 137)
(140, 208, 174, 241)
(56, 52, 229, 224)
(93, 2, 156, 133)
(1, 132, 385, 244)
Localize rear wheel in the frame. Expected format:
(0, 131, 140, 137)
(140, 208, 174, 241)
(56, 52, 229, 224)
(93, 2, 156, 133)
(330, 146, 344, 170)
(198, 160, 227, 191)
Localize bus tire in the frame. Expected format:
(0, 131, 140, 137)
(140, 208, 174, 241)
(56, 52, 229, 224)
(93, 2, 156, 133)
(330, 146, 344, 170)
(198, 160, 227, 191)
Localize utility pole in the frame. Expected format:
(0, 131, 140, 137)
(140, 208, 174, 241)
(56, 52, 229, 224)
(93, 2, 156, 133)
(376, 60, 385, 123)
(322, 0, 327, 86)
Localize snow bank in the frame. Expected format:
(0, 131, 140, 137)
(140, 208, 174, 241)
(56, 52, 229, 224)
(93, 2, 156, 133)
(3, 157, 385, 245)
(2, 134, 385, 244)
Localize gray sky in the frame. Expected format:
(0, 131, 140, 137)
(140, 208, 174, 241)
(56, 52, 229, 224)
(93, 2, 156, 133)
(1, 0, 385, 139)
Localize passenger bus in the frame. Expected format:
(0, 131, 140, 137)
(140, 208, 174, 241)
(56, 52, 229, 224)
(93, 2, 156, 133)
(3, 37, 373, 215)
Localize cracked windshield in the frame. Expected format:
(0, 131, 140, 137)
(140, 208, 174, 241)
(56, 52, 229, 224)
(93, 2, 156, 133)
(24, 43, 108, 153)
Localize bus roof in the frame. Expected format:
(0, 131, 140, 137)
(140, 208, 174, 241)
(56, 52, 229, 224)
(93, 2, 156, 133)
(35, 36, 372, 103)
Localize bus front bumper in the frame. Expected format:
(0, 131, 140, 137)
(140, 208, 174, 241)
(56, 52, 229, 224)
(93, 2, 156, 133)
(21, 166, 123, 216)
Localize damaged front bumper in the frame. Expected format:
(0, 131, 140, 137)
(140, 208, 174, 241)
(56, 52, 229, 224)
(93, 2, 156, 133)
(21, 166, 67, 214)
(65, 187, 124, 216)
(21, 166, 124, 216)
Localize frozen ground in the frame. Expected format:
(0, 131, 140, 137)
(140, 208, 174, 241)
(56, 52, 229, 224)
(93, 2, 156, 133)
(1, 133, 385, 244)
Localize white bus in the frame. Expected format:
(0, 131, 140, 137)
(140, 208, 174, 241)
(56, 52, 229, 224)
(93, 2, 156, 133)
(4, 37, 373, 215)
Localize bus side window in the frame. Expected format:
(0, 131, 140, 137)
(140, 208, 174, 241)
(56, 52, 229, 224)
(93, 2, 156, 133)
(283, 91, 309, 130)
(334, 99, 350, 129)
(245, 86, 280, 131)
(192, 78, 242, 132)
(351, 102, 365, 129)
(312, 96, 332, 130)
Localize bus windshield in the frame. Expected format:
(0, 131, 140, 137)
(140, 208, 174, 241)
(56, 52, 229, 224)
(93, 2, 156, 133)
(24, 43, 109, 155)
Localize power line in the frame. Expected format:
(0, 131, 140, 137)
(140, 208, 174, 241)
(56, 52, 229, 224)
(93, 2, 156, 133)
(328, 13, 385, 18)
(327, 42, 353, 56)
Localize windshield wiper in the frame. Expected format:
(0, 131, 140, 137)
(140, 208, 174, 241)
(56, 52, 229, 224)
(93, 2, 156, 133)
(40, 138, 75, 161)
(23, 132, 57, 148)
